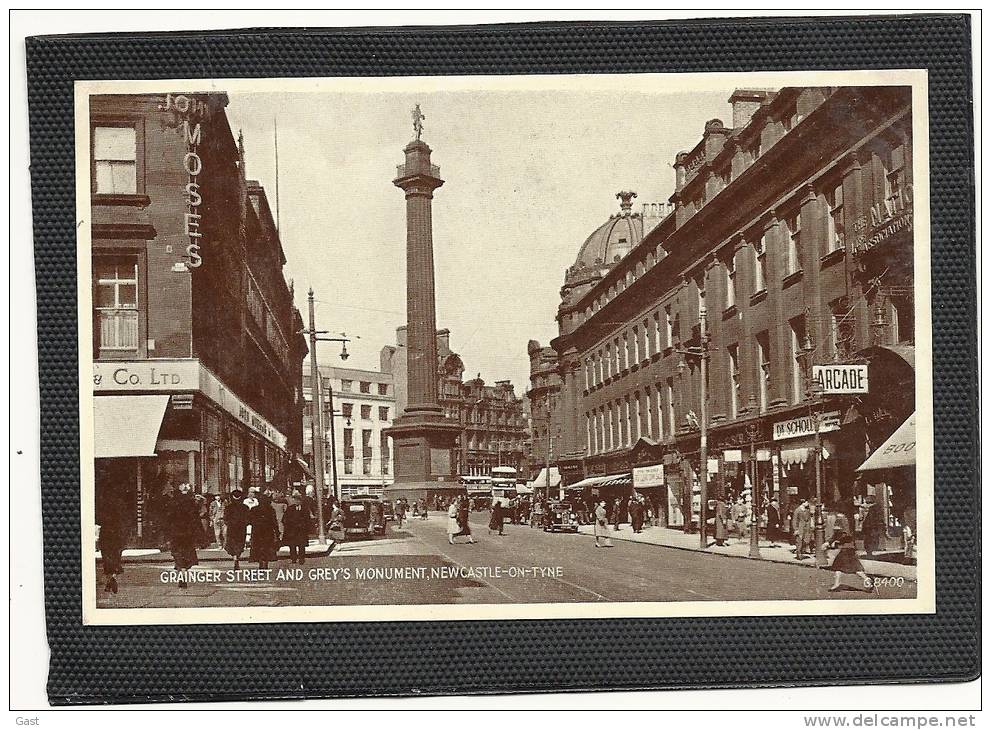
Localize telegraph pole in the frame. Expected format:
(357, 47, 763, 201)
(308, 289, 327, 544)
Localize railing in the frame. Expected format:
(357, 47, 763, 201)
(396, 163, 441, 179)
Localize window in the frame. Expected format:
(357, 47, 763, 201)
(648, 315, 658, 356)
(380, 433, 390, 474)
(359, 381, 371, 394)
(618, 336, 627, 372)
(727, 344, 740, 420)
(93, 126, 137, 194)
(340, 379, 353, 393)
(725, 254, 736, 309)
(786, 213, 802, 275)
(644, 386, 655, 438)
(362, 430, 373, 475)
(378, 406, 389, 421)
(633, 326, 643, 363)
(341, 402, 353, 420)
(664, 306, 674, 348)
(360, 404, 372, 420)
(789, 317, 808, 404)
(343, 429, 354, 474)
(827, 183, 845, 252)
(782, 105, 800, 132)
(94, 256, 139, 351)
(754, 237, 768, 292)
(377, 383, 389, 396)
(756, 332, 771, 413)
(604, 344, 612, 379)
(883, 144, 908, 217)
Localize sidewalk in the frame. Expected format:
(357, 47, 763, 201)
(95, 540, 335, 564)
(576, 524, 917, 580)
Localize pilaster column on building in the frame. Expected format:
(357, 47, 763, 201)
(765, 213, 790, 407)
(734, 232, 760, 418)
(798, 184, 825, 352)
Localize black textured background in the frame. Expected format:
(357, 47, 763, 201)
(26, 15, 978, 705)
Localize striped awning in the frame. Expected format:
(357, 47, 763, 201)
(565, 473, 631, 490)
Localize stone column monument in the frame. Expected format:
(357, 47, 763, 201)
(384, 106, 462, 502)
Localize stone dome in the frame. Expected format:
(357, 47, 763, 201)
(571, 191, 644, 270)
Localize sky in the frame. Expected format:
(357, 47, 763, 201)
(226, 83, 735, 394)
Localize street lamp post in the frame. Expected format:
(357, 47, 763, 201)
(676, 306, 710, 550)
(745, 412, 762, 560)
(799, 327, 829, 568)
(304, 288, 351, 545)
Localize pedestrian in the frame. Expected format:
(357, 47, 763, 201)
(224, 490, 248, 570)
(861, 499, 883, 557)
(824, 520, 874, 593)
(168, 483, 203, 589)
(454, 495, 476, 543)
(612, 498, 622, 531)
(412, 499, 420, 518)
(792, 498, 814, 560)
(210, 493, 226, 548)
(446, 500, 460, 545)
(629, 496, 644, 533)
(594, 500, 613, 548)
(732, 497, 748, 542)
(765, 498, 782, 544)
(395, 497, 406, 529)
(419, 498, 428, 520)
(489, 497, 504, 536)
(903, 505, 917, 561)
(96, 488, 128, 595)
(196, 493, 210, 549)
(282, 492, 312, 565)
(248, 493, 279, 569)
(713, 498, 730, 547)
(271, 490, 289, 543)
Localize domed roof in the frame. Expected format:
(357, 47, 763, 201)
(572, 191, 644, 270)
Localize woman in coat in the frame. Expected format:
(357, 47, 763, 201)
(713, 499, 730, 546)
(594, 500, 613, 548)
(223, 490, 248, 570)
(824, 517, 874, 593)
(446, 500, 460, 544)
(489, 498, 504, 536)
(248, 494, 279, 569)
(168, 483, 203, 589)
(281, 492, 311, 565)
(792, 499, 814, 559)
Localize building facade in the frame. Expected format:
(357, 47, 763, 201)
(546, 86, 915, 540)
(525, 339, 563, 478)
(302, 365, 395, 499)
(91, 93, 308, 546)
(382, 327, 528, 478)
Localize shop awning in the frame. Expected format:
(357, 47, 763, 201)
(565, 473, 630, 490)
(294, 456, 314, 478)
(857, 412, 916, 472)
(526, 467, 561, 491)
(94, 395, 169, 458)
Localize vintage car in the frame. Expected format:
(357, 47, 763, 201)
(543, 499, 580, 533)
(331, 495, 387, 539)
(381, 499, 396, 522)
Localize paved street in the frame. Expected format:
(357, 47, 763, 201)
(96, 512, 915, 609)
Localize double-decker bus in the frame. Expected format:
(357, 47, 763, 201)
(490, 466, 518, 503)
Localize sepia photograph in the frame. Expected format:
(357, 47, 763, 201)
(76, 71, 933, 624)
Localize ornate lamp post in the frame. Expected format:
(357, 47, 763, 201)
(745, 407, 762, 560)
(676, 305, 710, 550)
(799, 324, 828, 568)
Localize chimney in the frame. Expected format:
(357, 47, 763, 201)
(728, 89, 768, 129)
(396, 326, 408, 348)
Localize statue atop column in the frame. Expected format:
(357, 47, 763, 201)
(411, 104, 425, 141)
